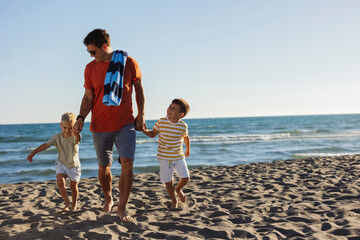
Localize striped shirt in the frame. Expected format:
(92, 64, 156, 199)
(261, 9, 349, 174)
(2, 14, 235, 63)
(153, 117, 188, 161)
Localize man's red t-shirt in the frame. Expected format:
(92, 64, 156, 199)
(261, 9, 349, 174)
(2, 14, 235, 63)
(84, 56, 142, 132)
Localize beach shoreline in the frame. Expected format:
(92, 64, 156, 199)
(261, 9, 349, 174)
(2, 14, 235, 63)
(1, 155, 360, 239)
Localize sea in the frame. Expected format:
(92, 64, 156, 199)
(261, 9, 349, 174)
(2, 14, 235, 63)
(1, 114, 360, 184)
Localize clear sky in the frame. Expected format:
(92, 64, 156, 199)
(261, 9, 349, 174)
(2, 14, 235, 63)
(0, 0, 359, 124)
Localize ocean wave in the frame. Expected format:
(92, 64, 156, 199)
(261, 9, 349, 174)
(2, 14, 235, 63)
(280, 129, 319, 134)
(189, 133, 290, 144)
(0, 135, 49, 143)
(23, 147, 58, 153)
(190, 131, 360, 144)
(296, 131, 360, 139)
(136, 138, 158, 144)
(15, 168, 55, 176)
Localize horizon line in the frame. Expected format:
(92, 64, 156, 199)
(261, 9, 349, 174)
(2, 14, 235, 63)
(1, 112, 360, 126)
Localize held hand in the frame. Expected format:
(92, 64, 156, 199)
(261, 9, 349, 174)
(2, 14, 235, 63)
(73, 120, 84, 134)
(142, 122, 148, 131)
(135, 115, 145, 131)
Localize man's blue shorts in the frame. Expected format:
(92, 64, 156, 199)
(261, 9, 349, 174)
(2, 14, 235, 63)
(92, 124, 136, 166)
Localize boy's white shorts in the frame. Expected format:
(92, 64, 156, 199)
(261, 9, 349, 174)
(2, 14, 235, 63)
(55, 162, 81, 182)
(158, 158, 189, 183)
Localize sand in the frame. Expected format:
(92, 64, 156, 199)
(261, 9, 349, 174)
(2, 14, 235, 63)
(1, 155, 359, 239)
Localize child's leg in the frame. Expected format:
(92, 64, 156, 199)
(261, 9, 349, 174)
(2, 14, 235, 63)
(56, 174, 71, 211)
(70, 181, 79, 211)
(175, 177, 189, 203)
(174, 159, 190, 203)
(165, 181, 178, 208)
(159, 160, 178, 208)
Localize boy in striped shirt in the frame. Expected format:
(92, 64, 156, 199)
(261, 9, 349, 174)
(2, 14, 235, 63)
(142, 98, 190, 208)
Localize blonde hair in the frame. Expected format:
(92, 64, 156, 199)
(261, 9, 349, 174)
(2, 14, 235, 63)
(61, 112, 76, 125)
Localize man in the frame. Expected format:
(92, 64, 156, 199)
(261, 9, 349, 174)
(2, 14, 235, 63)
(73, 29, 145, 221)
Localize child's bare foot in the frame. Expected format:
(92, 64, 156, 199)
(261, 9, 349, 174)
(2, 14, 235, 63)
(102, 200, 114, 212)
(62, 203, 71, 212)
(117, 207, 133, 221)
(176, 189, 187, 203)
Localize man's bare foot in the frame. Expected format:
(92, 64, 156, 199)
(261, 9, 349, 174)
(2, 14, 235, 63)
(117, 207, 133, 221)
(71, 203, 77, 211)
(62, 203, 71, 212)
(102, 200, 114, 212)
(171, 201, 179, 209)
(176, 189, 187, 203)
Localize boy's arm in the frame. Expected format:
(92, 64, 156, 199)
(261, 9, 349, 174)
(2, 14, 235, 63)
(27, 143, 50, 162)
(142, 127, 159, 138)
(184, 135, 190, 157)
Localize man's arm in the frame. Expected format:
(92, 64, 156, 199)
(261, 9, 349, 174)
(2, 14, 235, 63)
(134, 79, 145, 131)
(73, 89, 94, 134)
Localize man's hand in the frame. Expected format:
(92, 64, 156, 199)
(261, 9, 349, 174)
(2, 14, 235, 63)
(73, 119, 84, 134)
(134, 115, 145, 131)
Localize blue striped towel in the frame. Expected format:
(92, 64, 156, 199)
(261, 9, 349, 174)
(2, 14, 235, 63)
(103, 50, 128, 106)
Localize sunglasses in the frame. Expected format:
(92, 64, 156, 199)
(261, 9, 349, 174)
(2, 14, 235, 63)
(87, 49, 96, 56)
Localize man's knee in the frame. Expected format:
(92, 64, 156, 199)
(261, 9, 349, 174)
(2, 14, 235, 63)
(120, 158, 133, 170)
(99, 164, 112, 175)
